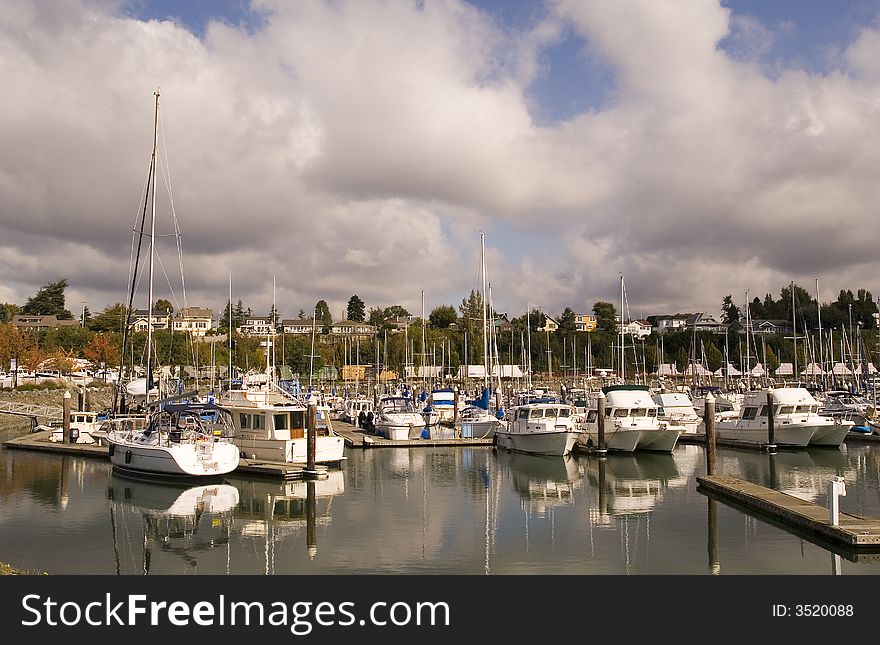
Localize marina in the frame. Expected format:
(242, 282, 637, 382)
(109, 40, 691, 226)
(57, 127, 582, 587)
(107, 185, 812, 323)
(3, 413, 880, 575)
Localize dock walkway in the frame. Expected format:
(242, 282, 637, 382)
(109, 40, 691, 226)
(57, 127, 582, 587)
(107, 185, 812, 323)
(697, 474, 880, 547)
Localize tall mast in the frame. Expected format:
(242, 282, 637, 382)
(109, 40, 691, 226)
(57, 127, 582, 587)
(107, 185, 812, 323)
(421, 289, 426, 390)
(619, 274, 625, 381)
(145, 88, 160, 404)
(228, 273, 232, 389)
(526, 303, 532, 389)
(480, 232, 488, 391)
(791, 281, 798, 380)
(815, 277, 824, 388)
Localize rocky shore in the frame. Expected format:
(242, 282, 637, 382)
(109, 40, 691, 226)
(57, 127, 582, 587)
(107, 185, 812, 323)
(0, 383, 115, 433)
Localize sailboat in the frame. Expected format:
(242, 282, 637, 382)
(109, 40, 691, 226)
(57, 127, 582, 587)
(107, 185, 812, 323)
(455, 233, 503, 438)
(106, 90, 240, 479)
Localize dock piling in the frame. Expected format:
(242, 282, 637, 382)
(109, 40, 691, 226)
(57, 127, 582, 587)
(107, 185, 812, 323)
(62, 390, 71, 444)
(827, 476, 846, 526)
(704, 392, 716, 476)
(303, 400, 320, 479)
(596, 391, 607, 455)
(766, 389, 776, 452)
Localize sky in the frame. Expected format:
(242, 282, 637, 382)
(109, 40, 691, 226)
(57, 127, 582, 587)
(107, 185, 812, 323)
(2, 0, 880, 324)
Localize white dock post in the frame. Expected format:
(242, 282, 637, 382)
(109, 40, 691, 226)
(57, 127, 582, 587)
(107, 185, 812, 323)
(827, 476, 847, 526)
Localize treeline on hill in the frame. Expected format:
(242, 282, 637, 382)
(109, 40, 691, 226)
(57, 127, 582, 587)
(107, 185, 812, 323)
(0, 280, 877, 381)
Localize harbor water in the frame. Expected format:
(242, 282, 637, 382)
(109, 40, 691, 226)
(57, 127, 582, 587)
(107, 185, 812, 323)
(2, 425, 880, 575)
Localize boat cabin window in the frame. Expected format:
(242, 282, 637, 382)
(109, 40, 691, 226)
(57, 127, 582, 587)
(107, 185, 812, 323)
(742, 407, 758, 420)
(778, 406, 794, 415)
(252, 414, 265, 430)
(758, 406, 768, 417)
(557, 407, 571, 418)
(274, 413, 288, 430)
(631, 408, 647, 418)
(529, 408, 545, 419)
(291, 410, 305, 430)
(518, 409, 529, 420)
(613, 408, 629, 417)
(586, 410, 598, 423)
(647, 408, 657, 417)
(239, 413, 250, 429)
(656, 407, 666, 417)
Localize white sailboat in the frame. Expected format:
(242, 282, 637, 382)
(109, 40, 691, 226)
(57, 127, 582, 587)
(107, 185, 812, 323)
(107, 90, 239, 479)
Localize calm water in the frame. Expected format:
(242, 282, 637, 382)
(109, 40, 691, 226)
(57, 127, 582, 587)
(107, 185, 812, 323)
(2, 427, 880, 575)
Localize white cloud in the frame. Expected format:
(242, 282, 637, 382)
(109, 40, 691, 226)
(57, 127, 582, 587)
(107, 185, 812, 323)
(1, 0, 879, 325)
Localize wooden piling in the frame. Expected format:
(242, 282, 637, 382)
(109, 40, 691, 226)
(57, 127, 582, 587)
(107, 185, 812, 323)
(596, 391, 607, 454)
(62, 390, 71, 444)
(304, 401, 319, 478)
(766, 389, 776, 451)
(705, 392, 716, 476)
(77, 386, 84, 413)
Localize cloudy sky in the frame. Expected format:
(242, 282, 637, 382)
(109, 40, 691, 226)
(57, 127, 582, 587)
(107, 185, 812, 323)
(2, 0, 880, 323)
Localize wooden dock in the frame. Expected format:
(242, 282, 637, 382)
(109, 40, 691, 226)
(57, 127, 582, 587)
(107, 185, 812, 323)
(697, 474, 880, 548)
(1, 430, 322, 480)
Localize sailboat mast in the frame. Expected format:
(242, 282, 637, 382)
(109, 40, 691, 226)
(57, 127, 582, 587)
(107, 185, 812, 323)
(145, 89, 160, 404)
(791, 281, 798, 380)
(480, 232, 488, 391)
(619, 274, 624, 381)
(815, 277, 824, 388)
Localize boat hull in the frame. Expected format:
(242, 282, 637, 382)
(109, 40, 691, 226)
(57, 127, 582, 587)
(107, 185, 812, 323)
(715, 424, 815, 447)
(108, 437, 240, 479)
(234, 435, 346, 464)
(495, 429, 580, 456)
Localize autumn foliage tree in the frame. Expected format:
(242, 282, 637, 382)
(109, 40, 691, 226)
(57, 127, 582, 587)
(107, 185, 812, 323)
(83, 333, 121, 371)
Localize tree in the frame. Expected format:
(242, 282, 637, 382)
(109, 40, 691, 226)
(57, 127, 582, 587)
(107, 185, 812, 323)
(556, 307, 577, 337)
(88, 303, 128, 333)
(83, 333, 121, 371)
(315, 300, 333, 334)
(346, 295, 366, 322)
(592, 301, 617, 333)
(367, 307, 386, 328)
(384, 305, 411, 319)
(0, 303, 19, 324)
(21, 279, 74, 319)
(429, 305, 457, 329)
(154, 298, 173, 315)
(721, 295, 740, 325)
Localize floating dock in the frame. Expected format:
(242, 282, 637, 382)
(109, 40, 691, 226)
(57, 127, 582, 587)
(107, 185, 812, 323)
(697, 474, 880, 548)
(1, 430, 323, 480)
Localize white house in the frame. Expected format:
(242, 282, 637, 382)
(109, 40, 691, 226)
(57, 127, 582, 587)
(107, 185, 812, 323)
(171, 307, 213, 336)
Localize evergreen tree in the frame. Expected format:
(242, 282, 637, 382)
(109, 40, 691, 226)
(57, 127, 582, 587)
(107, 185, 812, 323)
(315, 300, 333, 333)
(721, 295, 740, 324)
(346, 295, 366, 322)
(21, 279, 74, 319)
(592, 301, 617, 333)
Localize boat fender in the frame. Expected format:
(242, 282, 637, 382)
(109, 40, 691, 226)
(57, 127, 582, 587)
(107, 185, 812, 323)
(124, 450, 132, 464)
(421, 428, 429, 440)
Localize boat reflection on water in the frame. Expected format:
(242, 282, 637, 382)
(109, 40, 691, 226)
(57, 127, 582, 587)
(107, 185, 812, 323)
(495, 449, 582, 516)
(717, 447, 853, 503)
(227, 469, 344, 572)
(584, 452, 680, 519)
(107, 475, 239, 574)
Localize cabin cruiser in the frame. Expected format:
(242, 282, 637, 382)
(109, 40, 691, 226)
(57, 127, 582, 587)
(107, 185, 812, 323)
(576, 385, 681, 453)
(495, 402, 582, 456)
